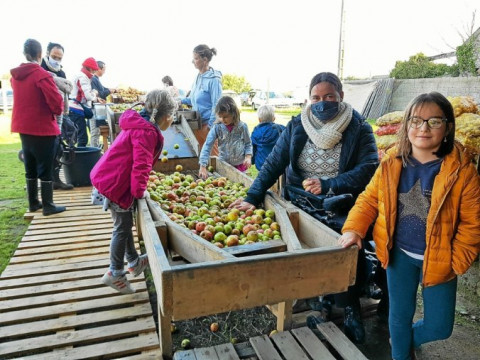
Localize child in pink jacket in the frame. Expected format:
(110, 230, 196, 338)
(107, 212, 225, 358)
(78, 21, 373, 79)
(91, 90, 177, 293)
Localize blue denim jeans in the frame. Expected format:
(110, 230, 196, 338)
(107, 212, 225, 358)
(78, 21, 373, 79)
(109, 203, 139, 276)
(387, 246, 457, 360)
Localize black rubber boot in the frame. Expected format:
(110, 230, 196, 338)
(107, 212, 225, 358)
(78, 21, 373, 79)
(41, 181, 66, 216)
(53, 168, 74, 190)
(344, 304, 366, 344)
(26, 178, 42, 212)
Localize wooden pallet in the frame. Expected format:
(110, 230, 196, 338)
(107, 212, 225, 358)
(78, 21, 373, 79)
(173, 323, 367, 360)
(0, 187, 162, 359)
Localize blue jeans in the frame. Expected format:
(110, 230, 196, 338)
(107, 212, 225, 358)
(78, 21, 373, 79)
(387, 246, 457, 360)
(109, 204, 139, 276)
(69, 111, 88, 147)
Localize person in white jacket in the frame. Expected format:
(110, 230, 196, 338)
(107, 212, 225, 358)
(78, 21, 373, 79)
(69, 57, 101, 147)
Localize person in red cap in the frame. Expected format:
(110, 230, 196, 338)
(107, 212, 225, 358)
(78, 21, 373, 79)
(69, 57, 103, 147)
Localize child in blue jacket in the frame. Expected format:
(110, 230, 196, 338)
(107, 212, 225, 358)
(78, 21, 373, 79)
(251, 105, 285, 171)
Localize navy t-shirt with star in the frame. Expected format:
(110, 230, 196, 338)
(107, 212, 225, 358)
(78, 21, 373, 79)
(394, 157, 442, 256)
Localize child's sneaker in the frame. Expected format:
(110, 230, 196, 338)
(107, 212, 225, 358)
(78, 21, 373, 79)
(128, 254, 149, 277)
(102, 271, 135, 294)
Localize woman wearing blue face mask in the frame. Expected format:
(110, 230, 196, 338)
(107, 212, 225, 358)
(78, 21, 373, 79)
(231, 72, 379, 344)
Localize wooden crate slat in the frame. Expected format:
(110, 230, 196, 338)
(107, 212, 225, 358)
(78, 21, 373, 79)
(18, 332, 160, 360)
(8, 245, 113, 264)
(20, 227, 114, 241)
(291, 327, 336, 360)
(30, 213, 110, 225)
(0, 302, 153, 339)
(249, 334, 283, 360)
(0, 316, 157, 358)
(0, 291, 149, 326)
(28, 218, 112, 230)
(317, 322, 369, 360)
(24, 222, 113, 236)
(173, 349, 196, 359)
(270, 330, 310, 359)
(214, 343, 241, 360)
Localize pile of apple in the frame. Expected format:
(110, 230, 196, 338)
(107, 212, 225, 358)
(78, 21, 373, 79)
(147, 170, 282, 247)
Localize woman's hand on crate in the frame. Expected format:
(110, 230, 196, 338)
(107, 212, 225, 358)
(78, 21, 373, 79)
(198, 166, 208, 179)
(338, 231, 363, 249)
(229, 198, 256, 212)
(243, 155, 252, 169)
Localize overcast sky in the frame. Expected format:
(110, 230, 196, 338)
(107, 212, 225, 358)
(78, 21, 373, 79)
(0, 0, 478, 94)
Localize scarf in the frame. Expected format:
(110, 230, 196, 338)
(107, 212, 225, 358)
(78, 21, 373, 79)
(301, 102, 352, 149)
(81, 67, 93, 79)
(42, 56, 61, 73)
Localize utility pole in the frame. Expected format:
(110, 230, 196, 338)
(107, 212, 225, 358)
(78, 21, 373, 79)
(337, 0, 345, 80)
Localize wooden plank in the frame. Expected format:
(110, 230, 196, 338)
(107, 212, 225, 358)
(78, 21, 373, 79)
(214, 343, 241, 360)
(17, 235, 111, 249)
(13, 239, 111, 256)
(0, 317, 157, 358)
(20, 228, 113, 241)
(0, 281, 147, 312)
(30, 213, 110, 225)
(222, 239, 286, 256)
(19, 332, 160, 360)
(8, 245, 112, 264)
(270, 330, 309, 360)
(291, 327, 335, 360)
(0, 273, 144, 300)
(0, 291, 149, 326)
(28, 218, 112, 231)
(275, 299, 293, 331)
(173, 349, 196, 359)
(194, 346, 220, 359)
(0, 303, 153, 339)
(0, 266, 105, 289)
(317, 322, 368, 360)
(249, 334, 282, 360)
(169, 248, 357, 320)
(24, 222, 112, 236)
(295, 207, 340, 247)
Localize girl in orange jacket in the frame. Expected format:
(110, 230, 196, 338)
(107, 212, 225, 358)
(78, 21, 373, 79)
(338, 92, 480, 360)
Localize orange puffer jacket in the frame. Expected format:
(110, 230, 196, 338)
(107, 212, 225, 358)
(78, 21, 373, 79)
(342, 142, 480, 287)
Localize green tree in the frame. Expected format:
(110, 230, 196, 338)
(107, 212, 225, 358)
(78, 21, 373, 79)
(222, 74, 251, 94)
(389, 53, 456, 79)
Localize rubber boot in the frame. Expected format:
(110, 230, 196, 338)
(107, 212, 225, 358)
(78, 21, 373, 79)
(41, 181, 66, 216)
(344, 304, 366, 344)
(53, 168, 74, 190)
(26, 178, 42, 212)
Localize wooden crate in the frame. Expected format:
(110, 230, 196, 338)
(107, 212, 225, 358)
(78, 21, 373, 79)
(138, 157, 358, 358)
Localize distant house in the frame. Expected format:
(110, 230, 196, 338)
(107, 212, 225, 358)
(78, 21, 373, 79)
(427, 26, 480, 74)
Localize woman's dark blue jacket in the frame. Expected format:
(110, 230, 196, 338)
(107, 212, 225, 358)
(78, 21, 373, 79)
(244, 110, 379, 207)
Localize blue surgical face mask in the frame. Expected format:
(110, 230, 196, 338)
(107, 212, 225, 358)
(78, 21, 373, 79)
(48, 56, 61, 69)
(311, 101, 340, 121)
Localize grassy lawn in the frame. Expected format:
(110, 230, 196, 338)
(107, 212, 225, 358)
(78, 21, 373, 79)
(0, 114, 27, 275)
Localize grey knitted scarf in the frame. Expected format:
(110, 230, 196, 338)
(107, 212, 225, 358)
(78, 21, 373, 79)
(301, 102, 353, 149)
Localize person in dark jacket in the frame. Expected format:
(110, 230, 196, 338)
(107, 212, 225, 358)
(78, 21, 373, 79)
(251, 104, 285, 171)
(11, 39, 67, 216)
(231, 72, 379, 344)
(40, 42, 75, 191)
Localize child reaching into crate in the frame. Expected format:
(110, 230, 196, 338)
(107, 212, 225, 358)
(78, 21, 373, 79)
(198, 96, 253, 179)
(90, 89, 177, 294)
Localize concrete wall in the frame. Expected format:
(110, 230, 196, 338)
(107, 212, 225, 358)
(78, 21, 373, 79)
(387, 77, 480, 112)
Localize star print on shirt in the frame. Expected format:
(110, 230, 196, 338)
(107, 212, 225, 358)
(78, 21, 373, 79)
(398, 179, 430, 224)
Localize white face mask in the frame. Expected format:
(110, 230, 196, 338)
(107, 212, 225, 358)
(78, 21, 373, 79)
(48, 56, 61, 69)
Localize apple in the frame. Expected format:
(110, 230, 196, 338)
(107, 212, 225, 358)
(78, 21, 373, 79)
(181, 339, 190, 349)
(162, 149, 168, 156)
(254, 209, 265, 217)
(195, 222, 206, 232)
(161, 156, 168, 163)
(223, 224, 232, 235)
(174, 143, 180, 149)
(207, 165, 214, 172)
(200, 230, 213, 240)
(246, 230, 258, 242)
(214, 232, 227, 243)
(210, 322, 219, 332)
(225, 235, 239, 247)
(265, 209, 275, 219)
(175, 165, 183, 172)
(242, 224, 256, 236)
(270, 222, 280, 231)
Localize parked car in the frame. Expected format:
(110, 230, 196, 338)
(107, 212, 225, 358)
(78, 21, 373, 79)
(250, 91, 292, 110)
(222, 90, 242, 109)
(239, 92, 251, 106)
(0, 89, 13, 110)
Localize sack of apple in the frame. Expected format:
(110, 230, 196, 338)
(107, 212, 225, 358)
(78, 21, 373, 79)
(146, 170, 282, 247)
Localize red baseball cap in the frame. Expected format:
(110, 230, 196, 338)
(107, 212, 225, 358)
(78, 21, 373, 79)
(82, 57, 99, 70)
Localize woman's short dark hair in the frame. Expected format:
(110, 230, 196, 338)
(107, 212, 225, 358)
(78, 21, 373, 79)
(193, 44, 217, 62)
(23, 39, 42, 61)
(309, 72, 343, 95)
(162, 76, 173, 86)
(215, 96, 240, 125)
(396, 92, 455, 164)
(46, 42, 64, 54)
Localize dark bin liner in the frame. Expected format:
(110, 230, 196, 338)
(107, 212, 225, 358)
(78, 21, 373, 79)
(62, 146, 101, 187)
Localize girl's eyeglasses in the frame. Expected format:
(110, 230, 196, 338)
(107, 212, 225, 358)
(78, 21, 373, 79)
(408, 116, 446, 129)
